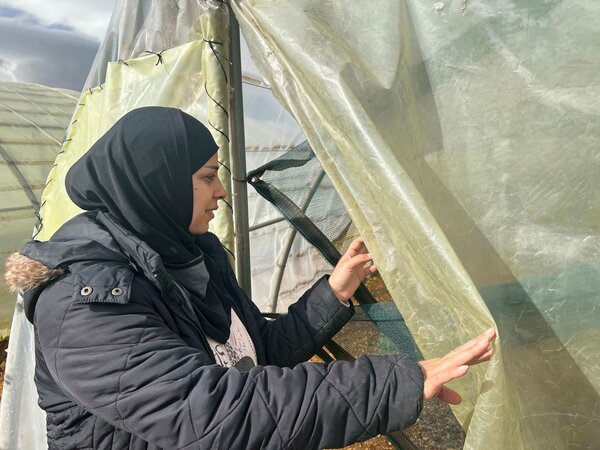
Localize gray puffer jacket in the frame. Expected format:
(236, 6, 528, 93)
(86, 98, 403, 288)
(7, 211, 423, 449)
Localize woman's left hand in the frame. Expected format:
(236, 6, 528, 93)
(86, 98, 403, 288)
(328, 237, 377, 303)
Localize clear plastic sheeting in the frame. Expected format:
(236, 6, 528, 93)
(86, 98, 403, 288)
(0, 298, 46, 450)
(84, 0, 226, 90)
(232, 1, 600, 448)
(0, 81, 78, 332)
(0, 82, 77, 450)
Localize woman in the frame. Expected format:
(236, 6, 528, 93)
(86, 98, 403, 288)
(5, 107, 494, 449)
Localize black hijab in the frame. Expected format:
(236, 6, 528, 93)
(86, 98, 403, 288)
(66, 106, 235, 343)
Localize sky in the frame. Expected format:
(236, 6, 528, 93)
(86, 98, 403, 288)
(0, 0, 116, 91)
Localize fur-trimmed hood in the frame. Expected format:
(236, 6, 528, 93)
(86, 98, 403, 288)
(4, 252, 64, 294)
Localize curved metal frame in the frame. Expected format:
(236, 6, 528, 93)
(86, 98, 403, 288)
(267, 169, 326, 312)
(0, 143, 39, 211)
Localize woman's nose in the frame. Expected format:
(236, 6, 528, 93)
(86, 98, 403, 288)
(216, 179, 227, 199)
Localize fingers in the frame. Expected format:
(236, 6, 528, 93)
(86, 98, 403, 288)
(346, 237, 367, 257)
(425, 328, 495, 386)
(444, 328, 496, 368)
(423, 363, 467, 401)
(447, 327, 495, 357)
(363, 264, 378, 276)
(422, 329, 496, 404)
(437, 385, 463, 405)
(340, 238, 378, 279)
(466, 346, 494, 366)
(345, 252, 373, 270)
(428, 362, 469, 391)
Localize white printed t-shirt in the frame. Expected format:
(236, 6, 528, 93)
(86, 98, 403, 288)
(207, 309, 257, 372)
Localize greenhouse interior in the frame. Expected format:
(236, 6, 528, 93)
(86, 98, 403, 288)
(1, 1, 599, 449)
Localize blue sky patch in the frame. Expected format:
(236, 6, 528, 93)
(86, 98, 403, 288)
(47, 23, 75, 32)
(0, 5, 23, 18)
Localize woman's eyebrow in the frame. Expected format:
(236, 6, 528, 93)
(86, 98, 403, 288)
(203, 165, 220, 171)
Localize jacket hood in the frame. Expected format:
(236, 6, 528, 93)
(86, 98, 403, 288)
(4, 252, 65, 294)
(4, 211, 177, 323)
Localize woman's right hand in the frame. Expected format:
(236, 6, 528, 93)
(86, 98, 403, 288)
(328, 237, 377, 303)
(418, 327, 496, 404)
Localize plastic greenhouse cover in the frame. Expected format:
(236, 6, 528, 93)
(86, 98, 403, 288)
(232, 0, 600, 449)
(0, 82, 78, 333)
(0, 82, 78, 450)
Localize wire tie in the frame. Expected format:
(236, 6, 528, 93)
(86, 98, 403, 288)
(204, 82, 229, 118)
(223, 245, 235, 259)
(218, 161, 232, 174)
(209, 46, 232, 64)
(205, 42, 228, 83)
(221, 198, 233, 211)
(33, 213, 43, 238)
(202, 38, 224, 46)
(145, 50, 165, 65)
(207, 119, 230, 142)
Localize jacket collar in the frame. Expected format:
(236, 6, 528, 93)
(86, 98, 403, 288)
(20, 211, 178, 321)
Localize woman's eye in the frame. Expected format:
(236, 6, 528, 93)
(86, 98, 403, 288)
(203, 175, 217, 181)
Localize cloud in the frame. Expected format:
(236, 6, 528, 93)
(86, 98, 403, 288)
(0, 16, 99, 90)
(0, 57, 16, 81)
(0, 0, 114, 40)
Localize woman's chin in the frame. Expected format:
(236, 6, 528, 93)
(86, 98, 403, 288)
(188, 224, 209, 235)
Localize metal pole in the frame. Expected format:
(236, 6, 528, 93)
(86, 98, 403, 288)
(248, 216, 286, 232)
(228, 9, 252, 296)
(267, 170, 326, 312)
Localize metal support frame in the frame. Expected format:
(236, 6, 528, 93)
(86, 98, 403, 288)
(0, 144, 39, 211)
(227, 10, 252, 296)
(248, 215, 286, 232)
(267, 170, 326, 312)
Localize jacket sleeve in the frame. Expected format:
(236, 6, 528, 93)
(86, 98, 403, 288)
(36, 276, 424, 450)
(244, 275, 356, 367)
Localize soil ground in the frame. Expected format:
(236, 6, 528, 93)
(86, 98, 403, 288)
(338, 397, 464, 450)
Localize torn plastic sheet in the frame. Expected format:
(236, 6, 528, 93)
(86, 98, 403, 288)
(232, 0, 600, 448)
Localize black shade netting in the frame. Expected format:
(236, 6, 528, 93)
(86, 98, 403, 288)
(248, 140, 420, 358)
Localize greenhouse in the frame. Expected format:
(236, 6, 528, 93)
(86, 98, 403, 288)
(1, 1, 599, 449)
(0, 81, 78, 333)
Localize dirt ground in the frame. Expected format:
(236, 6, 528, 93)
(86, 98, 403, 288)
(338, 398, 464, 450)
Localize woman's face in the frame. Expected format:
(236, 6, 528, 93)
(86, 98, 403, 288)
(189, 153, 227, 234)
